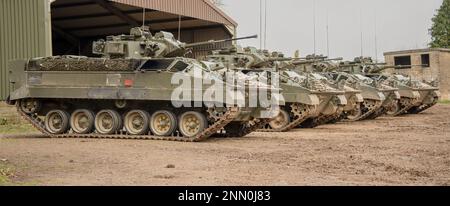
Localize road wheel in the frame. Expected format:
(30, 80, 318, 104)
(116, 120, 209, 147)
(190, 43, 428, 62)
(346, 103, 362, 121)
(20, 99, 42, 114)
(178, 111, 207, 138)
(268, 110, 290, 130)
(150, 110, 177, 136)
(95, 110, 122, 135)
(70, 109, 95, 134)
(386, 102, 400, 116)
(45, 110, 70, 134)
(124, 110, 150, 135)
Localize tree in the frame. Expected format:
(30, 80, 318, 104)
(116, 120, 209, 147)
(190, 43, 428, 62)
(429, 0, 450, 48)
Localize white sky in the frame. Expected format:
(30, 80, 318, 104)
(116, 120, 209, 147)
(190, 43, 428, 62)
(219, 0, 443, 61)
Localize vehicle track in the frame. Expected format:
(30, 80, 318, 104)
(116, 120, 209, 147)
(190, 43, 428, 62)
(17, 103, 241, 142)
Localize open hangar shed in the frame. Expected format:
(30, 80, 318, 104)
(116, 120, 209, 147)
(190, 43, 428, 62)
(0, 0, 238, 100)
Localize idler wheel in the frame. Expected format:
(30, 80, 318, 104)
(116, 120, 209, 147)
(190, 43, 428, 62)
(19, 99, 42, 114)
(45, 110, 70, 134)
(268, 110, 290, 130)
(95, 110, 122, 135)
(178, 111, 207, 138)
(150, 110, 177, 136)
(124, 110, 150, 135)
(70, 109, 95, 134)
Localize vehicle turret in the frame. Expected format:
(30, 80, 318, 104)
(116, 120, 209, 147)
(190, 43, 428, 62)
(93, 26, 257, 59)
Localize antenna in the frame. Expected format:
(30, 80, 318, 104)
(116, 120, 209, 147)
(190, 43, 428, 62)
(260, 0, 263, 50)
(313, 0, 316, 55)
(178, 15, 182, 41)
(359, 7, 364, 57)
(142, 8, 146, 27)
(264, 0, 268, 49)
(326, 8, 330, 57)
(374, 9, 378, 63)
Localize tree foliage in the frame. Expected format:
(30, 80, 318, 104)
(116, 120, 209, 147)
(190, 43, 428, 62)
(429, 0, 450, 48)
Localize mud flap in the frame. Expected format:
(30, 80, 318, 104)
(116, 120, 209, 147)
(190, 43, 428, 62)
(355, 94, 364, 103)
(5, 96, 15, 106)
(336, 95, 348, 106)
(378, 92, 386, 101)
(394, 91, 401, 100)
(433, 91, 441, 98)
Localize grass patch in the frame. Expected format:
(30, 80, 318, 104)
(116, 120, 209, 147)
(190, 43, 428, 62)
(0, 102, 37, 135)
(438, 99, 450, 105)
(0, 162, 37, 186)
(0, 123, 36, 135)
(0, 163, 16, 186)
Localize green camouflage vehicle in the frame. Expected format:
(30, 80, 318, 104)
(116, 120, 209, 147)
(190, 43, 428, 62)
(6, 27, 277, 142)
(293, 55, 391, 121)
(266, 52, 349, 128)
(347, 57, 440, 116)
(204, 47, 347, 130)
(204, 46, 323, 132)
(282, 57, 361, 124)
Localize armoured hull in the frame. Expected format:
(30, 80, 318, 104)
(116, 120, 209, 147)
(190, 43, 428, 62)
(8, 56, 276, 141)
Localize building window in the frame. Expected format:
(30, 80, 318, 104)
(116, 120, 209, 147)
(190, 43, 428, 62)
(394, 56, 411, 69)
(421, 54, 430, 68)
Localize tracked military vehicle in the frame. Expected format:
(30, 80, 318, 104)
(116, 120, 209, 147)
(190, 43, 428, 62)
(205, 47, 348, 130)
(347, 57, 440, 116)
(274, 59, 348, 128)
(258, 52, 349, 128)
(204, 46, 321, 132)
(7, 27, 277, 142)
(293, 55, 390, 121)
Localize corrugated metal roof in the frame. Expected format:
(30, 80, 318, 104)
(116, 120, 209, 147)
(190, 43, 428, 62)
(111, 0, 237, 27)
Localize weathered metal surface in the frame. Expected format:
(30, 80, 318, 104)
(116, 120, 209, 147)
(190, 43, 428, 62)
(111, 0, 238, 27)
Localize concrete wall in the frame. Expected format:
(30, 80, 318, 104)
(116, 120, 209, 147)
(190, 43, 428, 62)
(439, 52, 450, 100)
(385, 49, 450, 100)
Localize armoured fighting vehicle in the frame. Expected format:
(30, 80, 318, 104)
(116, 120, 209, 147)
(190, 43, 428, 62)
(281, 57, 362, 124)
(266, 52, 349, 128)
(204, 47, 348, 130)
(293, 55, 392, 121)
(6, 27, 277, 142)
(346, 57, 440, 116)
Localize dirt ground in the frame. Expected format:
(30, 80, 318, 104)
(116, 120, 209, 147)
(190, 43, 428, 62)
(0, 104, 449, 186)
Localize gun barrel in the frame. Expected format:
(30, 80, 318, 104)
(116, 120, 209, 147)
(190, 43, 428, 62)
(326, 57, 344, 61)
(268, 57, 294, 62)
(184, 35, 258, 48)
(338, 63, 357, 68)
(298, 56, 328, 60)
(291, 60, 317, 65)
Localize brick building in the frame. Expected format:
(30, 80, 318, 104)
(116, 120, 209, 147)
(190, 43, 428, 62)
(384, 48, 450, 100)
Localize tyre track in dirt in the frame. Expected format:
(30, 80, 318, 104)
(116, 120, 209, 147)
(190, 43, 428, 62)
(0, 105, 449, 185)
